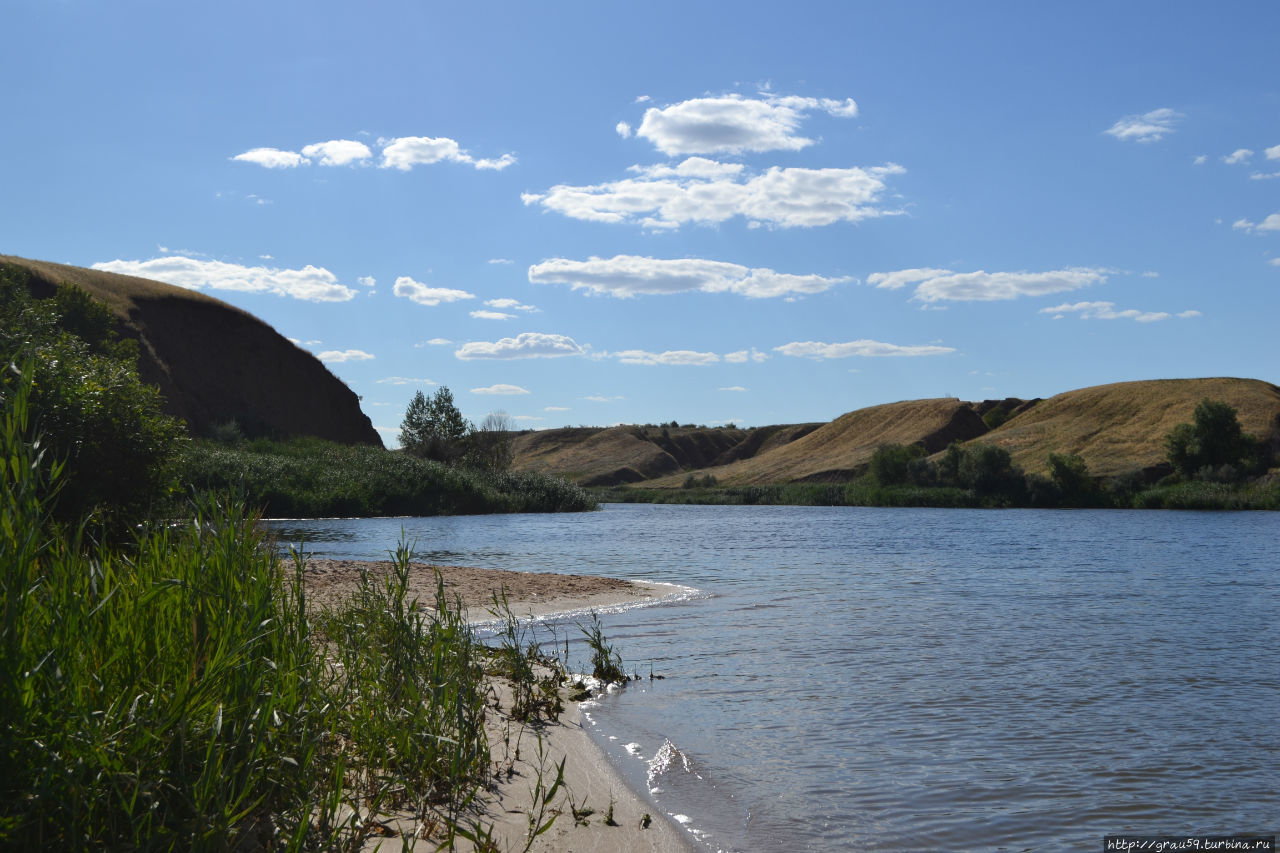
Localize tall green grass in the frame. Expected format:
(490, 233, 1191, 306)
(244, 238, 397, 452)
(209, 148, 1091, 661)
(0, 371, 499, 849)
(177, 436, 597, 517)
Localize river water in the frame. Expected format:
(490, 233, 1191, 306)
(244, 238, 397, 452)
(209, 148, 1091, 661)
(265, 504, 1279, 851)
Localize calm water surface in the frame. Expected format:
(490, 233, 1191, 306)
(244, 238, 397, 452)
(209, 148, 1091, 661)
(266, 505, 1279, 851)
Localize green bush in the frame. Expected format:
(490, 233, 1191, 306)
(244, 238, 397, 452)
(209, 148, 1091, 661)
(1165, 399, 1263, 481)
(869, 442, 926, 486)
(0, 267, 185, 526)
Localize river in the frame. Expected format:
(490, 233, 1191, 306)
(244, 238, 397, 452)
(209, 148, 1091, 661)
(265, 504, 1279, 851)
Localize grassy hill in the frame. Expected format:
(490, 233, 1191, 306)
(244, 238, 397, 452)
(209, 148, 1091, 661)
(978, 377, 1280, 478)
(513, 380, 1280, 489)
(1, 255, 381, 446)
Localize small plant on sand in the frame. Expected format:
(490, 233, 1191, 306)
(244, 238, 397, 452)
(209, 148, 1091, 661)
(580, 611, 628, 685)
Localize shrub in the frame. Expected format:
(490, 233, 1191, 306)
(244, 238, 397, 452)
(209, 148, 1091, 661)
(870, 442, 926, 486)
(1165, 399, 1263, 481)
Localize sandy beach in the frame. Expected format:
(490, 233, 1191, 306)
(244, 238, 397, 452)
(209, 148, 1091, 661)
(302, 559, 698, 852)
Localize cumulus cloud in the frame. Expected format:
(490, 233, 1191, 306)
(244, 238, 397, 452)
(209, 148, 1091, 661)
(415, 338, 452, 347)
(1223, 148, 1254, 165)
(358, 275, 376, 288)
(392, 277, 476, 306)
(720, 386, 748, 392)
(585, 395, 624, 402)
(235, 136, 513, 172)
(1177, 310, 1203, 318)
(523, 161, 904, 229)
(724, 349, 769, 363)
(868, 267, 1108, 303)
(1104, 108, 1183, 143)
(488, 258, 514, 265)
(605, 349, 720, 366)
(92, 256, 358, 302)
(377, 376, 436, 385)
(485, 298, 538, 312)
(528, 255, 847, 299)
(616, 121, 632, 138)
(774, 339, 956, 359)
(470, 310, 514, 320)
(633, 93, 858, 156)
(1039, 301, 1182, 323)
(380, 136, 516, 171)
(300, 139, 372, 166)
(232, 147, 309, 168)
(1233, 214, 1280, 233)
(1194, 155, 1208, 165)
(318, 349, 375, 362)
(471, 384, 530, 395)
(455, 332, 585, 360)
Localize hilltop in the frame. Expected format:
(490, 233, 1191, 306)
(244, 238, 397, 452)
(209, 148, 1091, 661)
(1, 255, 381, 446)
(512, 379, 1280, 487)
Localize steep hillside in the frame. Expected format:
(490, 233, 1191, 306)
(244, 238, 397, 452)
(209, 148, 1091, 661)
(509, 423, 819, 486)
(651, 398, 990, 487)
(2, 255, 381, 446)
(978, 378, 1280, 477)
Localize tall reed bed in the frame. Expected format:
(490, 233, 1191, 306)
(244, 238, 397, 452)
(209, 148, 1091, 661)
(178, 436, 597, 518)
(0, 372, 494, 850)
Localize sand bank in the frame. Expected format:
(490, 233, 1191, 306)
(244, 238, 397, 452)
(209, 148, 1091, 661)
(302, 559, 699, 852)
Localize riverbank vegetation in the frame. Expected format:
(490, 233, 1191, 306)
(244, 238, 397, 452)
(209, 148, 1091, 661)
(599, 401, 1279, 511)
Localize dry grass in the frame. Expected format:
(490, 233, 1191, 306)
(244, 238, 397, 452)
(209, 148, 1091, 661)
(649, 398, 980, 487)
(510, 426, 679, 484)
(977, 377, 1280, 477)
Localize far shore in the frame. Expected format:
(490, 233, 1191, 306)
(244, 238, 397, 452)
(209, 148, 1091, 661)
(301, 559, 699, 853)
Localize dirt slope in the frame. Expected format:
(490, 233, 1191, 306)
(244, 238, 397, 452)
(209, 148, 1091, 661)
(3, 255, 382, 446)
(978, 377, 1280, 477)
(649, 398, 990, 486)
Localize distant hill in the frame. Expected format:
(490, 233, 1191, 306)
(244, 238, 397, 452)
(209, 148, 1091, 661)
(511, 380, 1280, 487)
(979, 377, 1280, 478)
(2, 255, 382, 446)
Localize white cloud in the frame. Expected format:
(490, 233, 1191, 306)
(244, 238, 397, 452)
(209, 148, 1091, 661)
(232, 147, 309, 168)
(719, 386, 748, 392)
(318, 349, 375, 363)
(544, 406, 571, 412)
(585, 395, 624, 402)
(380, 136, 516, 171)
(377, 376, 436, 385)
(1249, 171, 1280, 180)
(628, 157, 745, 180)
(1104, 108, 1183, 143)
(1223, 148, 1254, 165)
(358, 275, 376, 288)
(524, 162, 904, 229)
(1038, 301, 1182, 322)
(866, 268, 954, 290)
(774, 339, 956, 359)
(471, 310, 515, 320)
(513, 415, 545, 422)
(485, 298, 537, 312)
(634, 93, 858, 156)
(869, 267, 1109, 303)
(300, 139, 372, 166)
(1193, 155, 1207, 165)
(1233, 214, 1280, 233)
(724, 349, 769, 363)
(1270, 259, 1280, 267)
(616, 121, 632, 138)
(1177, 310, 1203, 318)
(606, 349, 720, 366)
(392, 276, 476, 306)
(415, 338, 453, 347)
(488, 258, 514, 265)
(455, 332, 585, 360)
(471, 384, 530, 395)
(92, 256, 358, 302)
(1267, 144, 1280, 160)
(528, 255, 847, 299)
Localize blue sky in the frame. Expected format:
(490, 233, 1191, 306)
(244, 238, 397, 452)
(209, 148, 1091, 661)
(4, 1, 1278, 444)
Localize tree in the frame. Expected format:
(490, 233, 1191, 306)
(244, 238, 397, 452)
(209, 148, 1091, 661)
(870, 443, 925, 486)
(1164, 399, 1263, 480)
(399, 386, 470, 464)
(1047, 452, 1095, 502)
(466, 410, 514, 473)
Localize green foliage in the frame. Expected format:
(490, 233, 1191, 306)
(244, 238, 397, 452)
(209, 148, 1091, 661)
(401, 386, 470, 464)
(0, 267, 185, 526)
(580, 612, 627, 685)
(466, 410, 515, 474)
(869, 442, 926, 486)
(982, 407, 1011, 430)
(1164, 399, 1263, 481)
(957, 443, 1025, 500)
(0, 378, 508, 847)
(176, 435, 596, 517)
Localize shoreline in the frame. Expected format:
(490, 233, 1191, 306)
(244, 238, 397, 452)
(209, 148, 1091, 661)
(302, 559, 700, 852)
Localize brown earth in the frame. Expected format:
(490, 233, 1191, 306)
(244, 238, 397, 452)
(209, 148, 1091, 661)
(3, 255, 381, 446)
(976, 377, 1280, 478)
